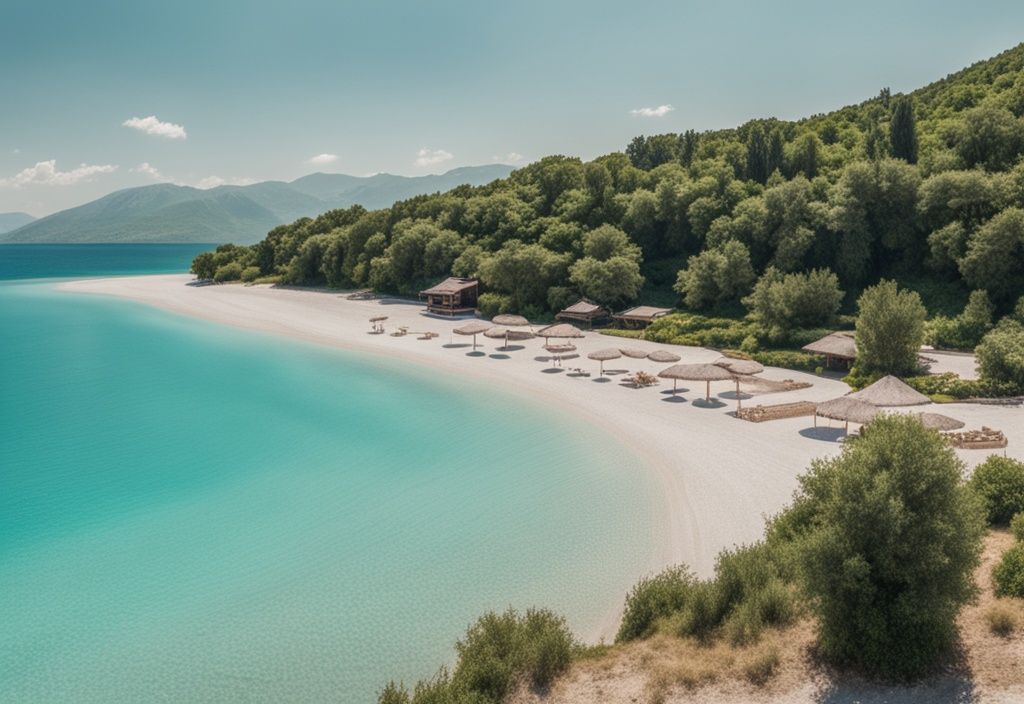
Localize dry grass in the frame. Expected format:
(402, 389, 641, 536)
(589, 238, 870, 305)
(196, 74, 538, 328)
(508, 531, 1024, 704)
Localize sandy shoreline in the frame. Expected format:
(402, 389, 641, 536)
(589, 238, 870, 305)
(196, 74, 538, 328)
(59, 274, 1024, 640)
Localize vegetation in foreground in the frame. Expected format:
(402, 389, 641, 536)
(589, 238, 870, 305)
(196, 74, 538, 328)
(377, 417, 1002, 702)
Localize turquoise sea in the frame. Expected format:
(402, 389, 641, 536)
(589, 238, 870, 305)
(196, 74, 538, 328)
(0, 245, 662, 702)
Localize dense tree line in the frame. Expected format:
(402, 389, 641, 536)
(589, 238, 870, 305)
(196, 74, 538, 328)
(196, 44, 1024, 330)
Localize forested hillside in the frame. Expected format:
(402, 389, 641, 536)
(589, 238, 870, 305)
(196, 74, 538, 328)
(196, 43, 1024, 330)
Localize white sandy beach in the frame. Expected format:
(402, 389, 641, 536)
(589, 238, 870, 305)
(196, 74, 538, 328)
(60, 274, 1024, 637)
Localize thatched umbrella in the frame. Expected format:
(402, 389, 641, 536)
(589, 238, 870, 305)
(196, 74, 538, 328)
(916, 412, 965, 431)
(814, 396, 880, 433)
(369, 315, 387, 333)
(849, 375, 930, 407)
(492, 314, 531, 327)
(484, 325, 535, 349)
(536, 323, 585, 347)
(647, 349, 681, 363)
(587, 347, 622, 376)
(544, 342, 577, 368)
(620, 347, 648, 359)
(714, 357, 765, 411)
(453, 320, 492, 350)
(657, 363, 733, 400)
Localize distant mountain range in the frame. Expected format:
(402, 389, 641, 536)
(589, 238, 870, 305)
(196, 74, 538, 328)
(0, 165, 514, 244)
(0, 212, 36, 234)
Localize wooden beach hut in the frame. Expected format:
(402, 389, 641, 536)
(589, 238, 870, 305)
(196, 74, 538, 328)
(555, 299, 609, 328)
(419, 277, 479, 316)
(612, 306, 672, 329)
(802, 332, 857, 369)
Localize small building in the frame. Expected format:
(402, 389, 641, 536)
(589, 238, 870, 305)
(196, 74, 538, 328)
(802, 332, 857, 369)
(612, 305, 672, 329)
(555, 299, 609, 328)
(419, 277, 479, 316)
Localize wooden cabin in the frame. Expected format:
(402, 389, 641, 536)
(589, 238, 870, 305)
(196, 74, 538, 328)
(612, 305, 672, 329)
(419, 277, 479, 316)
(555, 299, 609, 328)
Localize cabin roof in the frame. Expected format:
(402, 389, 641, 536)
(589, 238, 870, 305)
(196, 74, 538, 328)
(420, 277, 478, 295)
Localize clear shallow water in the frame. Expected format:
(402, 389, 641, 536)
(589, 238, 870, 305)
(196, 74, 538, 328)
(0, 247, 662, 702)
(0, 243, 213, 280)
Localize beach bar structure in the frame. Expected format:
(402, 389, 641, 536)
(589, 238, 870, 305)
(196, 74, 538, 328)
(612, 305, 672, 329)
(555, 299, 609, 328)
(419, 277, 479, 316)
(802, 331, 856, 369)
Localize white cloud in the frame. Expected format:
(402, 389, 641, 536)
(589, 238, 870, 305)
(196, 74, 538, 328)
(194, 175, 257, 189)
(0, 160, 118, 188)
(132, 162, 164, 180)
(630, 104, 675, 118)
(308, 153, 338, 165)
(122, 115, 187, 139)
(492, 152, 525, 164)
(415, 147, 453, 167)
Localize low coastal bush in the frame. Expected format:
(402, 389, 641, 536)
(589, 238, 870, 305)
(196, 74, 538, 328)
(644, 313, 753, 348)
(976, 321, 1024, 391)
(969, 455, 1024, 525)
(378, 608, 576, 704)
(475, 293, 511, 319)
(1012, 513, 1024, 542)
(746, 349, 821, 372)
(994, 544, 1024, 598)
(214, 261, 243, 282)
(240, 265, 261, 283)
(617, 567, 696, 642)
(985, 601, 1020, 637)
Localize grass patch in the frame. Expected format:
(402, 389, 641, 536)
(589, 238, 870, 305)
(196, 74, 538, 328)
(741, 643, 781, 685)
(985, 601, 1020, 637)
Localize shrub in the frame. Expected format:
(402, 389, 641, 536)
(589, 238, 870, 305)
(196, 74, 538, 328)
(926, 290, 994, 350)
(747, 349, 821, 372)
(240, 266, 261, 283)
(985, 601, 1020, 637)
(854, 280, 927, 376)
(452, 608, 576, 699)
(741, 644, 780, 685)
(213, 261, 243, 282)
(743, 267, 843, 341)
(1013, 513, 1024, 542)
(644, 313, 753, 348)
(617, 567, 696, 642)
(976, 322, 1024, 391)
(969, 455, 1024, 525)
(791, 415, 985, 678)
(476, 293, 511, 319)
(994, 544, 1024, 598)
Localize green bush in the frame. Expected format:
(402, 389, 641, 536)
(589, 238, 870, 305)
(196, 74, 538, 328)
(976, 322, 1024, 391)
(616, 567, 696, 642)
(476, 293, 511, 319)
(452, 608, 576, 699)
(743, 267, 843, 342)
(747, 349, 821, 372)
(855, 280, 928, 376)
(643, 313, 753, 348)
(213, 261, 243, 282)
(970, 455, 1024, 525)
(925, 290, 994, 350)
(790, 415, 985, 678)
(240, 266, 261, 283)
(1012, 513, 1024, 542)
(994, 544, 1024, 598)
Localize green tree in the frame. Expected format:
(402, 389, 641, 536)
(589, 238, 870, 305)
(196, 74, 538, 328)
(889, 95, 918, 163)
(742, 267, 843, 340)
(969, 455, 1024, 525)
(959, 208, 1024, 304)
(766, 127, 785, 176)
(569, 256, 644, 306)
(746, 124, 769, 183)
(674, 241, 755, 309)
(784, 415, 984, 678)
(788, 132, 821, 179)
(975, 321, 1024, 390)
(855, 280, 927, 375)
(954, 106, 1024, 171)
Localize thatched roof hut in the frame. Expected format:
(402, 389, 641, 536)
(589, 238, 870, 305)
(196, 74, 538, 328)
(657, 363, 733, 400)
(612, 306, 672, 328)
(849, 375, 930, 407)
(420, 277, 479, 315)
(555, 299, 609, 328)
(802, 332, 856, 368)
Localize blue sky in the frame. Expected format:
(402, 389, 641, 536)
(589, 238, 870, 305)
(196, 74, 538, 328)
(2, 0, 1023, 216)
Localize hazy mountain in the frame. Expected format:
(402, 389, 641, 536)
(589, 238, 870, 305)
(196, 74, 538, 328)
(0, 212, 36, 234)
(1, 165, 514, 244)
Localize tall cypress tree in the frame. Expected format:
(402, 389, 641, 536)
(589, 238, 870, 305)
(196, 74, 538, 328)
(889, 96, 918, 164)
(746, 125, 769, 183)
(767, 128, 785, 177)
(678, 129, 699, 167)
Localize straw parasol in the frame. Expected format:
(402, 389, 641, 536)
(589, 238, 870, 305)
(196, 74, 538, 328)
(453, 320, 491, 350)
(647, 349, 681, 363)
(492, 314, 531, 327)
(544, 342, 577, 368)
(849, 375, 930, 407)
(620, 347, 649, 359)
(369, 315, 388, 332)
(484, 325, 535, 349)
(916, 412, 965, 431)
(814, 396, 880, 433)
(587, 347, 622, 376)
(657, 363, 733, 399)
(713, 357, 765, 410)
(536, 323, 585, 346)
